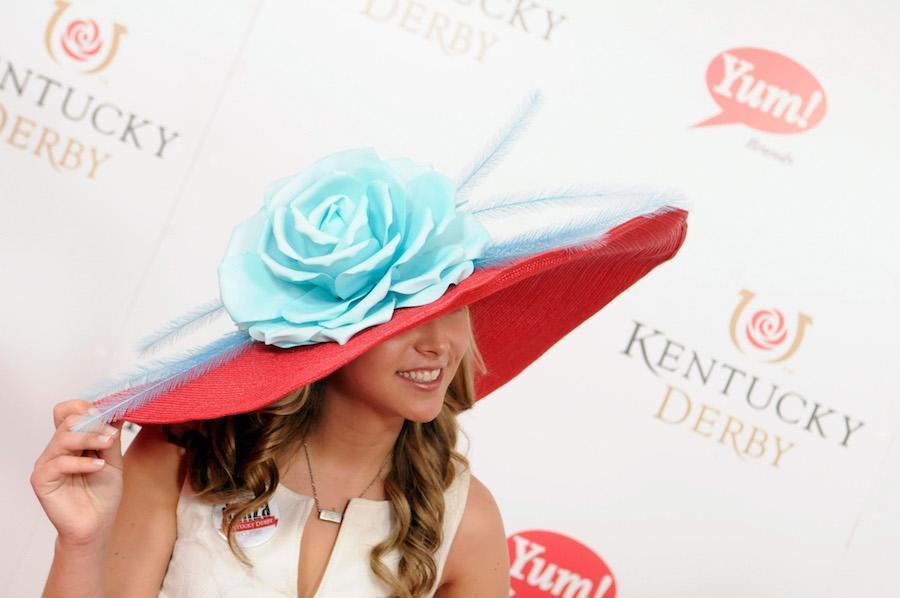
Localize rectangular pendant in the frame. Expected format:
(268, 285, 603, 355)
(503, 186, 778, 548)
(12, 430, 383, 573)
(318, 509, 343, 524)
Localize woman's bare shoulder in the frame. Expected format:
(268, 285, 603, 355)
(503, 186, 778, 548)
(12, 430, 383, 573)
(437, 473, 510, 597)
(120, 423, 189, 494)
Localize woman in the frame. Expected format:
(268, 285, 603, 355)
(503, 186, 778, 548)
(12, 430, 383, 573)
(30, 101, 688, 595)
(33, 305, 509, 597)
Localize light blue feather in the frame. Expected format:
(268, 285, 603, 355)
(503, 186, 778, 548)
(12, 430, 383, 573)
(454, 88, 543, 208)
(470, 183, 689, 269)
(71, 330, 254, 433)
(135, 298, 226, 357)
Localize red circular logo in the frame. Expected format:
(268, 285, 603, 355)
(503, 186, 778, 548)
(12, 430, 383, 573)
(508, 530, 616, 597)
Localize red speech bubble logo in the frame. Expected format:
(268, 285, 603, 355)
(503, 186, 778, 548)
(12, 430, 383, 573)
(693, 47, 826, 134)
(509, 530, 616, 597)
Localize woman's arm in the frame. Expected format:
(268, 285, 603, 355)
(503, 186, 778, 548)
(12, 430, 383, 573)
(39, 422, 184, 597)
(436, 474, 510, 597)
(44, 535, 111, 598)
(102, 423, 185, 596)
(34, 400, 123, 598)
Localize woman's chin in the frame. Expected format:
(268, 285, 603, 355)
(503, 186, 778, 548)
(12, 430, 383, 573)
(400, 398, 446, 423)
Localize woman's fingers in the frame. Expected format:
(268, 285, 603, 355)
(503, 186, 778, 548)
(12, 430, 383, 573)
(52, 399, 93, 428)
(55, 426, 118, 454)
(53, 454, 108, 474)
(36, 412, 118, 467)
(30, 453, 108, 497)
(32, 400, 126, 547)
(96, 419, 126, 468)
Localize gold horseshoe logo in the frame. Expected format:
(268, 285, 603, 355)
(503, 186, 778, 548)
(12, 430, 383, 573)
(44, 0, 127, 74)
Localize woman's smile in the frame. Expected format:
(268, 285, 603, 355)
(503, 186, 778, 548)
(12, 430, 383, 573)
(395, 367, 444, 391)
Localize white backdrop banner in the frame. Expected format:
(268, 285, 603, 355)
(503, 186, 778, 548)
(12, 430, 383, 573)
(3, 1, 899, 596)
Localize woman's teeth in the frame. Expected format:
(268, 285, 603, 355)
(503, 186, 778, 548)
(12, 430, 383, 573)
(397, 369, 441, 382)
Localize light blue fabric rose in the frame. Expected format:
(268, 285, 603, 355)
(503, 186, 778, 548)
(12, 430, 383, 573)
(217, 148, 492, 348)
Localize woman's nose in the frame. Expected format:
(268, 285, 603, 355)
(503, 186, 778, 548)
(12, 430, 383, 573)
(414, 318, 452, 356)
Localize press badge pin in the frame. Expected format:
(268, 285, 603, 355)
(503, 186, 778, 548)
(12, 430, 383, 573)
(212, 495, 281, 548)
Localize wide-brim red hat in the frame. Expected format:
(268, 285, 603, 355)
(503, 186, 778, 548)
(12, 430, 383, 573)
(80, 208, 686, 427)
(72, 93, 690, 432)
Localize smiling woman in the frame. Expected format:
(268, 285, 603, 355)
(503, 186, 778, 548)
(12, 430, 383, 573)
(146, 304, 507, 597)
(34, 305, 511, 597)
(32, 95, 688, 597)
(330, 306, 473, 423)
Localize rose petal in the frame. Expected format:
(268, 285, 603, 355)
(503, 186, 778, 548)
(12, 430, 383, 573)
(333, 234, 401, 299)
(393, 207, 434, 267)
(390, 183, 408, 242)
(332, 193, 370, 251)
(407, 171, 456, 234)
(266, 149, 380, 211)
(307, 188, 351, 226)
(266, 172, 316, 213)
(320, 197, 353, 238)
(283, 207, 335, 260)
(262, 174, 295, 210)
(295, 237, 376, 270)
(391, 244, 463, 294)
(271, 206, 304, 260)
(289, 200, 339, 245)
(249, 294, 397, 347)
(366, 180, 393, 243)
(280, 286, 349, 324)
(248, 320, 323, 346)
(223, 209, 268, 258)
(218, 253, 304, 322)
(394, 261, 473, 308)
(299, 173, 365, 218)
(315, 295, 396, 345)
(259, 251, 336, 285)
(324, 269, 393, 329)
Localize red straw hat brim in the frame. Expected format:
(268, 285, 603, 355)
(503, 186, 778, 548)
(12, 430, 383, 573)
(121, 208, 687, 424)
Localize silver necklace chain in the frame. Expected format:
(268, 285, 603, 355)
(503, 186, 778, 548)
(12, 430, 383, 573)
(302, 441, 390, 523)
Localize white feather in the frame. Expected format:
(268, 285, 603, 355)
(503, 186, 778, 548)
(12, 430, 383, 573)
(135, 298, 226, 357)
(469, 182, 689, 268)
(455, 89, 543, 207)
(71, 330, 253, 432)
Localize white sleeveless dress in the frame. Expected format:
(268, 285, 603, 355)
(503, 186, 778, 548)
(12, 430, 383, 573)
(158, 465, 471, 597)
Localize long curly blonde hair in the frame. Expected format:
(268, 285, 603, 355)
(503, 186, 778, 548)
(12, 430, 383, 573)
(162, 306, 487, 597)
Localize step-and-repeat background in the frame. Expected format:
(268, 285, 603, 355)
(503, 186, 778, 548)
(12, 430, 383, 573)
(3, 1, 899, 596)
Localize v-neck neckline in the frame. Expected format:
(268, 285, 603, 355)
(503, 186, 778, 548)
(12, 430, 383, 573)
(277, 481, 391, 505)
(275, 483, 390, 598)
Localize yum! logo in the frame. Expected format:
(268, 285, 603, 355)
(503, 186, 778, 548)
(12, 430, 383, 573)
(729, 289, 812, 364)
(508, 530, 615, 597)
(44, 0, 127, 75)
(693, 47, 826, 134)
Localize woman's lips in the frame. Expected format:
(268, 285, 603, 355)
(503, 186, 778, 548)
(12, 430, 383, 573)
(395, 368, 443, 391)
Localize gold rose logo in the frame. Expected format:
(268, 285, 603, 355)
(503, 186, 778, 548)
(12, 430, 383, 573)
(44, 1, 127, 74)
(729, 289, 812, 363)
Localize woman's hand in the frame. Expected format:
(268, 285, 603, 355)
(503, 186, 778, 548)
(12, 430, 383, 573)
(31, 399, 126, 547)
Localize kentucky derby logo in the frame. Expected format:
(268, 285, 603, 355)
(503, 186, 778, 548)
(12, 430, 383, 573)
(508, 530, 616, 597)
(212, 498, 281, 549)
(693, 47, 826, 134)
(44, 1, 127, 74)
(729, 289, 812, 363)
